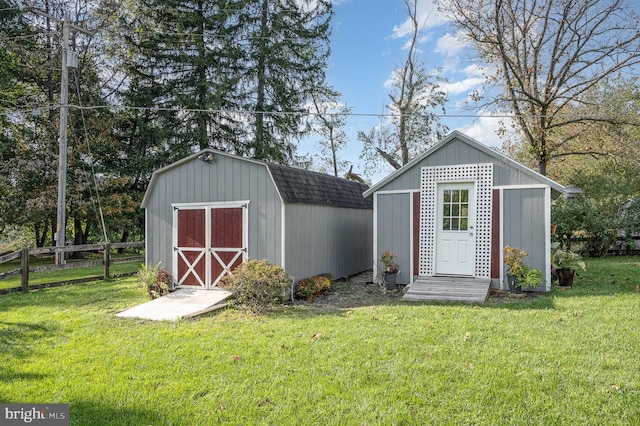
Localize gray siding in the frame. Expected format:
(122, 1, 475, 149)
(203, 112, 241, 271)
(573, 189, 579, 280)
(375, 192, 412, 285)
(503, 188, 546, 290)
(284, 204, 372, 281)
(377, 138, 541, 192)
(145, 154, 283, 276)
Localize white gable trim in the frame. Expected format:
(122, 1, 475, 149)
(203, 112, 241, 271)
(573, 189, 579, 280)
(364, 131, 564, 198)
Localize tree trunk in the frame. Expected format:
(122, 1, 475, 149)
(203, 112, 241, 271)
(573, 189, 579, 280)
(254, 0, 269, 160)
(70, 217, 85, 259)
(117, 229, 130, 254)
(196, 0, 208, 150)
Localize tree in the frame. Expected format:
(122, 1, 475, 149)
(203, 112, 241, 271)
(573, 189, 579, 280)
(237, 0, 334, 164)
(307, 87, 351, 177)
(0, 0, 123, 247)
(116, 0, 333, 165)
(543, 78, 640, 182)
(359, 0, 448, 173)
(552, 160, 640, 257)
(117, 0, 248, 153)
(0, 0, 68, 246)
(440, 0, 640, 175)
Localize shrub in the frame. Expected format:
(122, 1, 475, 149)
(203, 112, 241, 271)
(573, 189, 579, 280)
(295, 273, 333, 299)
(503, 246, 543, 290)
(552, 165, 640, 257)
(221, 259, 292, 313)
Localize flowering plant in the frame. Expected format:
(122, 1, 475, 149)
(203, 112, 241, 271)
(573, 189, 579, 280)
(380, 250, 399, 274)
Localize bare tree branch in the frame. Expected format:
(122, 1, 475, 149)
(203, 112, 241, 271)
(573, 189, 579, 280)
(440, 0, 640, 175)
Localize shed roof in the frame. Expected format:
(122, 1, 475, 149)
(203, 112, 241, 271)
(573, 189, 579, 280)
(142, 149, 372, 209)
(267, 163, 372, 209)
(363, 131, 565, 197)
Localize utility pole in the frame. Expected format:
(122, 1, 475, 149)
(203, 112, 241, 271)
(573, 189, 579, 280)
(55, 16, 70, 265)
(27, 8, 93, 265)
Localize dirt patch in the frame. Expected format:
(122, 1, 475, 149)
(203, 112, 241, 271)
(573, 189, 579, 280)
(294, 271, 404, 310)
(292, 271, 547, 310)
(487, 289, 546, 303)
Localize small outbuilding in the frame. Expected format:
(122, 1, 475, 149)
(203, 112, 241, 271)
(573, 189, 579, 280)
(363, 131, 565, 301)
(142, 149, 372, 289)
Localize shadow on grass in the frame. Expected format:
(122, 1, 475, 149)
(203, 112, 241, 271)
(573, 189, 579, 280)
(0, 320, 58, 358)
(0, 279, 143, 313)
(70, 400, 164, 425)
(548, 268, 640, 299)
(0, 321, 57, 401)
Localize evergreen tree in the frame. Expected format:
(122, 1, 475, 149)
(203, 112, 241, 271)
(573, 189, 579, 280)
(235, 0, 333, 163)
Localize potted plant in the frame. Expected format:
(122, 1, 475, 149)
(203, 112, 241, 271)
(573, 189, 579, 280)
(137, 263, 173, 300)
(380, 250, 400, 291)
(503, 245, 544, 292)
(551, 243, 585, 287)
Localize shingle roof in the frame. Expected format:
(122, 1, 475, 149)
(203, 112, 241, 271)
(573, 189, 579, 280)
(267, 163, 372, 209)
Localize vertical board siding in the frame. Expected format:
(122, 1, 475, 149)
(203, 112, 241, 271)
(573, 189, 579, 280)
(375, 138, 541, 193)
(376, 193, 411, 284)
(502, 188, 546, 290)
(145, 155, 282, 276)
(285, 205, 372, 281)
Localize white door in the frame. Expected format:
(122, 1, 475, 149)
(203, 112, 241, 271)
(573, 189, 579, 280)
(435, 182, 475, 276)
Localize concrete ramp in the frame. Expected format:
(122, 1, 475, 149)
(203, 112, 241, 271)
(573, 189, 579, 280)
(116, 288, 233, 321)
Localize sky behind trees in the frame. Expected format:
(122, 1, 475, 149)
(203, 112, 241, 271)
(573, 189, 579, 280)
(319, 0, 640, 182)
(315, 0, 504, 182)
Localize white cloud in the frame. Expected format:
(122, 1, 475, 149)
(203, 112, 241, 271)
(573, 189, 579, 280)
(391, 0, 452, 39)
(462, 64, 492, 78)
(439, 63, 496, 97)
(441, 77, 484, 96)
(457, 112, 517, 148)
(434, 33, 467, 57)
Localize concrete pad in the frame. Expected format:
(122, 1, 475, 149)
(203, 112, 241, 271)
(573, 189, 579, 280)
(116, 287, 233, 321)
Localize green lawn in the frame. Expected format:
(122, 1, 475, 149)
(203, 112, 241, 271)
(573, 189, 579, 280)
(0, 255, 140, 290)
(1, 257, 638, 425)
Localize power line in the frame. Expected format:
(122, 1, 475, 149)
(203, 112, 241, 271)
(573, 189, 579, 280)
(72, 68, 108, 243)
(2, 103, 637, 121)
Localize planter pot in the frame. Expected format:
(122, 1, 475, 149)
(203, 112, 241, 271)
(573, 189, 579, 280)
(556, 269, 575, 287)
(147, 284, 168, 300)
(384, 272, 398, 290)
(506, 274, 523, 294)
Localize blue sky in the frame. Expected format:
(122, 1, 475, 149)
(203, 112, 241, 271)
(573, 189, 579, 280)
(300, 0, 505, 183)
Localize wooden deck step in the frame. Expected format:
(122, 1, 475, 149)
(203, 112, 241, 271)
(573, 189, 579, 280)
(403, 277, 491, 303)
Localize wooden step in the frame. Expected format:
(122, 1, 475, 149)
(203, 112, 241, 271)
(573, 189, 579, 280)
(403, 277, 490, 303)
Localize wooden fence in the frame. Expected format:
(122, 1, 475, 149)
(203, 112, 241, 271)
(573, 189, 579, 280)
(0, 241, 144, 294)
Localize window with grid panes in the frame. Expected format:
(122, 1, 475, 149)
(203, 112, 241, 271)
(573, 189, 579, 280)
(442, 189, 469, 231)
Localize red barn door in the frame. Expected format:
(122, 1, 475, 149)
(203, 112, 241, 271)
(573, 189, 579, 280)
(174, 203, 247, 288)
(210, 207, 245, 287)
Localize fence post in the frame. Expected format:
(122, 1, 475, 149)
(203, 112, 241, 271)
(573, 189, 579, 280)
(103, 242, 111, 279)
(20, 248, 29, 292)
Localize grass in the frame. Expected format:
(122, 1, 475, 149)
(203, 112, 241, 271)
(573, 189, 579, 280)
(0, 254, 140, 290)
(0, 257, 638, 425)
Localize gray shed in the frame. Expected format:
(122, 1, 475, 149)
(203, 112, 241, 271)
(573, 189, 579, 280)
(363, 131, 565, 297)
(141, 149, 372, 289)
